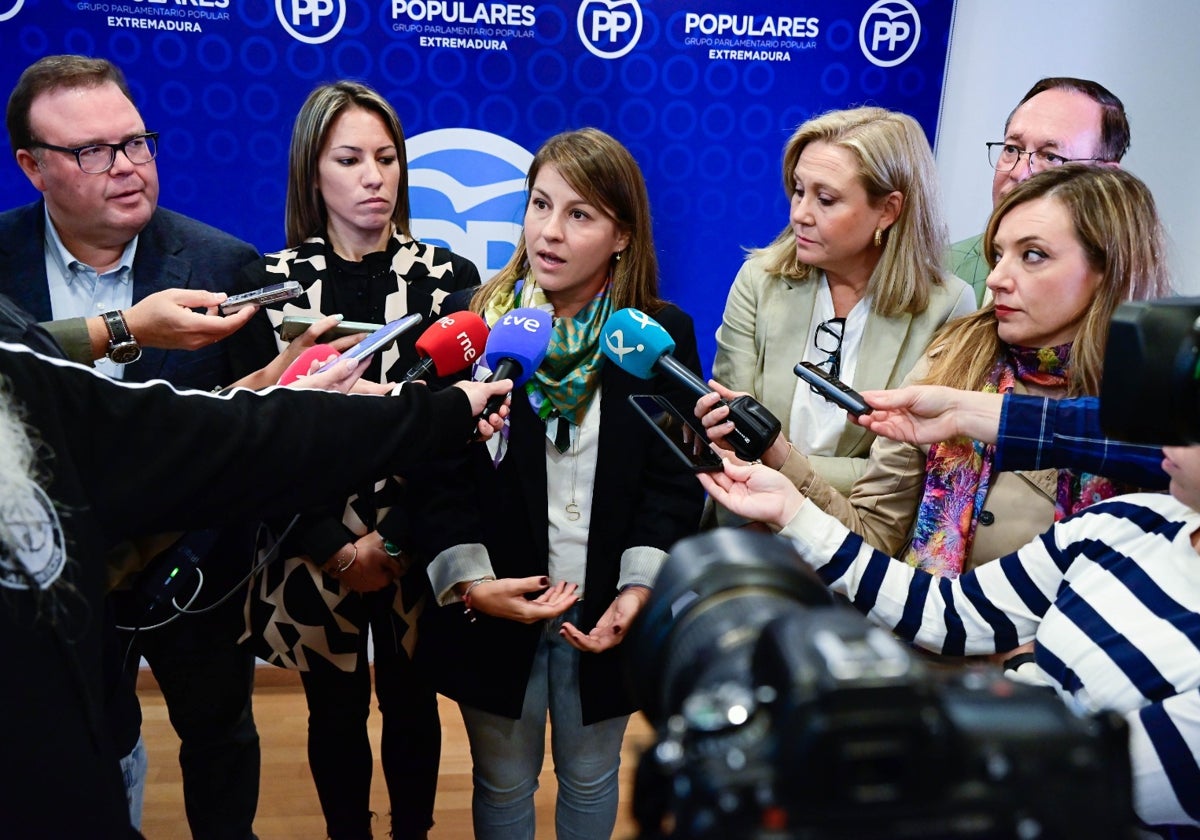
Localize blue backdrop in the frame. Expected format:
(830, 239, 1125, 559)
(0, 0, 955, 374)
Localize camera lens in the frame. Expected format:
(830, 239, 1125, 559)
(628, 530, 831, 725)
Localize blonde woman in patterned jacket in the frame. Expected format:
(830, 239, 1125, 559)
(227, 81, 479, 840)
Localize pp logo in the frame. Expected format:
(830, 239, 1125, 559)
(578, 0, 643, 60)
(275, 0, 346, 45)
(406, 128, 533, 279)
(859, 0, 921, 68)
(0, 0, 24, 22)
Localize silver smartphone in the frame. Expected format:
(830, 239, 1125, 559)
(278, 315, 384, 342)
(628, 394, 724, 472)
(793, 361, 869, 416)
(315, 313, 423, 373)
(218, 280, 303, 315)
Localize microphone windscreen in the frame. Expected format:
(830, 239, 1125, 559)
(483, 307, 553, 385)
(278, 344, 340, 386)
(600, 307, 676, 379)
(414, 311, 490, 377)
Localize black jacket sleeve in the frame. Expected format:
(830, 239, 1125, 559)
(0, 344, 476, 543)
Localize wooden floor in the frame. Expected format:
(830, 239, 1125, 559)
(138, 668, 655, 839)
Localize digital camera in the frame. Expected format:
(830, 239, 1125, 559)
(627, 530, 1133, 840)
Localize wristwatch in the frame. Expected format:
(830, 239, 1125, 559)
(102, 310, 141, 364)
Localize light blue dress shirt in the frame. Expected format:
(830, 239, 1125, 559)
(43, 206, 138, 378)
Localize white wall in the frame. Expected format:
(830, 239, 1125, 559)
(936, 0, 1200, 293)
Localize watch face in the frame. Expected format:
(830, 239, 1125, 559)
(108, 341, 142, 365)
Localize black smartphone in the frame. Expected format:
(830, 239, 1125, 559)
(628, 394, 724, 472)
(218, 280, 303, 315)
(793, 361, 869, 416)
(279, 315, 384, 342)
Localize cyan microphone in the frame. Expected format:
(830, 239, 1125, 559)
(478, 307, 553, 418)
(600, 307, 781, 461)
(277, 344, 341, 386)
(402, 311, 490, 383)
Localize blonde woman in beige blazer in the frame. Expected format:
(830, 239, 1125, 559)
(715, 259, 974, 495)
(710, 107, 974, 511)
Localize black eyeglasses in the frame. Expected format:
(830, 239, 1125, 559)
(985, 141, 1103, 174)
(813, 317, 845, 379)
(29, 132, 159, 174)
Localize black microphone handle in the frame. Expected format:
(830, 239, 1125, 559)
(402, 356, 435, 383)
(653, 351, 779, 460)
(653, 353, 713, 399)
(481, 358, 523, 418)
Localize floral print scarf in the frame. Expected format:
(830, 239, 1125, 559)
(904, 343, 1123, 578)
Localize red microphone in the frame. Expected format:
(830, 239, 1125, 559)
(277, 344, 341, 386)
(402, 312, 489, 382)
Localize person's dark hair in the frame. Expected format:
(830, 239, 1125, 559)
(285, 81, 411, 246)
(6, 55, 135, 157)
(1005, 77, 1131, 163)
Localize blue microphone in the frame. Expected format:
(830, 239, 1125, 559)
(479, 307, 553, 417)
(601, 307, 781, 461)
(600, 306, 710, 396)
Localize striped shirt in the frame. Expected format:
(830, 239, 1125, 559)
(783, 492, 1200, 830)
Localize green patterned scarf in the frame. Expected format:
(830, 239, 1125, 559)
(483, 277, 612, 443)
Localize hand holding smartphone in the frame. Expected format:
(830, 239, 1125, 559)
(793, 361, 869, 416)
(315, 313, 423, 373)
(279, 315, 384, 342)
(628, 394, 724, 472)
(218, 280, 302, 315)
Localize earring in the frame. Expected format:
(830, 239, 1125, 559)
(614, 251, 623, 262)
(874, 228, 883, 248)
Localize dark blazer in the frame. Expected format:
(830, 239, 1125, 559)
(417, 302, 706, 724)
(0, 200, 259, 390)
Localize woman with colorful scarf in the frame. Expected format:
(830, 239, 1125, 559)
(415, 128, 705, 840)
(700, 165, 1171, 581)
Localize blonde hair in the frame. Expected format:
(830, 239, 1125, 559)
(749, 106, 947, 316)
(471, 127, 664, 316)
(923, 165, 1172, 396)
(284, 81, 411, 247)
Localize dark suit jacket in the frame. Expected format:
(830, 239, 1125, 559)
(0, 200, 259, 390)
(417, 302, 706, 724)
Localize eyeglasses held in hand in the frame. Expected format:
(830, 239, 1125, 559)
(985, 141, 1105, 174)
(30, 132, 159, 174)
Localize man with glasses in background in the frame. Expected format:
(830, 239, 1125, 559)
(948, 77, 1130, 305)
(0, 55, 261, 839)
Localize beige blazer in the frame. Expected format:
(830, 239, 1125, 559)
(713, 257, 977, 494)
(779, 362, 1059, 574)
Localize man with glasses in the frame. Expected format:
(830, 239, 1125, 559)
(948, 77, 1130, 305)
(0, 55, 262, 840)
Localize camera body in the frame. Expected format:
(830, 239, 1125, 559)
(628, 531, 1132, 840)
(1101, 298, 1200, 443)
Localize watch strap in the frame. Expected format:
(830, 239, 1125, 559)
(102, 310, 133, 344)
(101, 309, 141, 364)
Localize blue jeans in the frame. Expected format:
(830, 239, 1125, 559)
(120, 735, 148, 830)
(459, 606, 629, 840)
